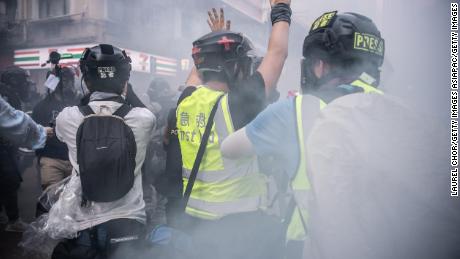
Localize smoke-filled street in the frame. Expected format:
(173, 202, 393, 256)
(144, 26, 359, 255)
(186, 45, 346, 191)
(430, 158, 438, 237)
(0, 0, 459, 259)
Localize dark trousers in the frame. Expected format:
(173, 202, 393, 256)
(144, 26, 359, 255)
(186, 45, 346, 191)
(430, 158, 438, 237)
(0, 144, 21, 222)
(182, 211, 285, 259)
(0, 174, 20, 222)
(165, 197, 183, 228)
(52, 218, 144, 259)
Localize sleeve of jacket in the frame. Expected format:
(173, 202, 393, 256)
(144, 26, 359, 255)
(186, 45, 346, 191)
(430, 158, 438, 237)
(0, 95, 46, 149)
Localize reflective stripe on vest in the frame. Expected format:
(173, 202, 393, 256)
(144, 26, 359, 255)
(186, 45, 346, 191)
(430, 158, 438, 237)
(177, 86, 267, 220)
(351, 79, 383, 94)
(287, 95, 324, 241)
(287, 81, 382, 240)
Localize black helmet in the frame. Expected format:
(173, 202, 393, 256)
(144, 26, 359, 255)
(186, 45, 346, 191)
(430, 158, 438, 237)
(1, 66, 30, 87)
(147, 78, 172, 102)
(0, 66, 34, 101)
(301, 11, 385, 92)
(192, 31, 255, 84)
(79, 44, 132, 94)
(57, 67, 78, 98)
(60, 66, 76, 81)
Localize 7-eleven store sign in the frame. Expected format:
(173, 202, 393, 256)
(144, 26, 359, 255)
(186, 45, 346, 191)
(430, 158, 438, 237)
(14, 44, 89, 68)
(14, 44, 178, 76)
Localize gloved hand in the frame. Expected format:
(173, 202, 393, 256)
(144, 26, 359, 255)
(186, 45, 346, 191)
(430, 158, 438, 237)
(147, 225, 173, 245)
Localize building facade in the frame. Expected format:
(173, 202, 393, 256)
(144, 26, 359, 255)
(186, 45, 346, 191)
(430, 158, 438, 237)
(0, 0, 271, 95)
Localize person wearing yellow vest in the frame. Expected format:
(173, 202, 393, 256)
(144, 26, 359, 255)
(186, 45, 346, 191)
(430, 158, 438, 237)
(170, 2, 291, 259)
(221, 11, 385, 259)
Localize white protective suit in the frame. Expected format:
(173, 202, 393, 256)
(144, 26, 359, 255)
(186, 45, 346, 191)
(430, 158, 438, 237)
(304, 93, 460, 259)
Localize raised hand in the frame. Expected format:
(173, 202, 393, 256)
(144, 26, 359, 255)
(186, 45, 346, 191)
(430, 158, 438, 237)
(207, 8, 231, 32)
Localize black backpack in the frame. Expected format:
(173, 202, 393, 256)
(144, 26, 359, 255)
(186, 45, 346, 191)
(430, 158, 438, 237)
(76, 103, 137, 203)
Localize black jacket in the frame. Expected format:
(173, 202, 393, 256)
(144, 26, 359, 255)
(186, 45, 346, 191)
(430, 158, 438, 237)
(0, 84, 22, 183)
(32, 94, 78, 160)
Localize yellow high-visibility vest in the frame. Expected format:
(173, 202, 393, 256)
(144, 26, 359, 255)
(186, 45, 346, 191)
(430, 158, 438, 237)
(287, 80, 382, 241)
(177, 86, 267, 220)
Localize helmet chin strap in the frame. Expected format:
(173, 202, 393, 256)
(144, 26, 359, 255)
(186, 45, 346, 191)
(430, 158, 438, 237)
(301, 57, 330, 93)
(223, 60, 242, 89)
(80, 77, 86, 95)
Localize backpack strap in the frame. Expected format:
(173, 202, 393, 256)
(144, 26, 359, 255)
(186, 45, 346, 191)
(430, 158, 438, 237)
(78, 105, 95, 116)
(113, 104, 133, 118)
